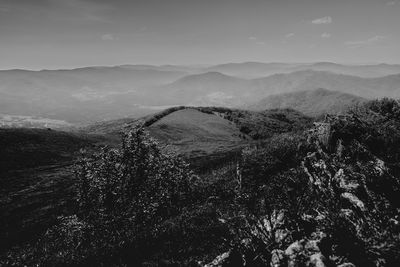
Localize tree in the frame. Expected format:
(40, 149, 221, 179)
(28, 126, 195, 265)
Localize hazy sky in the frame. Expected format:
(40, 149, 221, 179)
(0, 0, 399, 69)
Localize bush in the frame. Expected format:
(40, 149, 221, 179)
(9, 126, 196, 266)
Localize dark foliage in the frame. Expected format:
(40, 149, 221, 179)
(143, 106, 187, 127)
(196, 106, 313, 139)
(2, 99, 400, 266)
(0, 128, 96, 172)
(221, 99, 400, 267)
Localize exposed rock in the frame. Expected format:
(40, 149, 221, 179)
(308, 253, 326, 267)
(283, 236, 329, 267)
(313, 122, 332, 149)
(204, 251, 230, 267)
(333, 169, 360, 192)
(373, 158, 386, 176)
(285, 240, 306, 267)
(337, 263, 356, 267)
(341, 192, 365, 211)
(275, 229, 289, 244)
(223, 110, 400, 267)
(270, 249, 285, 267)
(304, 240, 320, 254)
(256, 210, 288, 244)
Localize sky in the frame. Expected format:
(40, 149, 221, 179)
(0, 0, 399, 70)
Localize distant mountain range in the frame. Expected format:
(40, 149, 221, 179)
(248, 88, 367, 117)
(205, 62, 400, 78)
(0, 62, 399, 124)
(0, 66, 188, 123)
(156, 70, 400, 107)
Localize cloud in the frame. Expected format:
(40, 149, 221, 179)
(386, 1, 397, 5)
(101, 34, 116, 41)
(321, 32, 331, 39)
(256, 41, 266, 45)
(345, 35, 386, 48)
(312, 16, 332, 24)
(248, 36, 257, 40)
(285, 33, 295, 38)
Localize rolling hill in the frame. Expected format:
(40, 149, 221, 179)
(155, 72, 249, 106)
(250, 70, 400, 100)
(0, 67, 188, 123)
(1, 64, 399, 124)
(205, 62, 298, 78)
(299, 62, 400, 78)
(147, 108, 244, 155)
(249, 88, 367, 117)
(151, 70, 400, 108)
(83, 106, 312, 159)
(206, 62, 400, 78)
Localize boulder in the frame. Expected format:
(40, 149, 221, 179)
(308, 253, 326, 267)
(341, 192, 365, 211)
(270, 249, 285, 267)
(285, 240, 306, 267)
(204, 251, 230, 267)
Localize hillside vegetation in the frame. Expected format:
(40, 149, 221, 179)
(0, 128, 99, 172)
(1, 100, 400, 266)
(0, 107, 311, 253)
(0, 129, 103, 250)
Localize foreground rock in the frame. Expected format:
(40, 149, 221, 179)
(207, 106, 400, 266)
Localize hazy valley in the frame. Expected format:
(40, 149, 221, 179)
(1, 62, 400, 126)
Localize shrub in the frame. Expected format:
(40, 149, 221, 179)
(14, 126, 196, 266)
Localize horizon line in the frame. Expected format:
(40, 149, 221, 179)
(1, 61, 399, 72)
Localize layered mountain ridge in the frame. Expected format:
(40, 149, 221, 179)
(249, 88, 367, 117)
(1, 62, 400, 125)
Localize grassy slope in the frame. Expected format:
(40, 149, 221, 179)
(148, 108, 244, 154)
(145, 107, 312, 171)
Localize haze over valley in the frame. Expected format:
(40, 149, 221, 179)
(1, 62, 400, 125)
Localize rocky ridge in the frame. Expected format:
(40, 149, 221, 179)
(206, 108, 400, 266)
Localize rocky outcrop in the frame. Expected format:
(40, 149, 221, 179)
(203, 251, 230, 267)
(271, 231, 329, 267)
(299, 114, 400, 266)
(207, 111, 400, 267)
